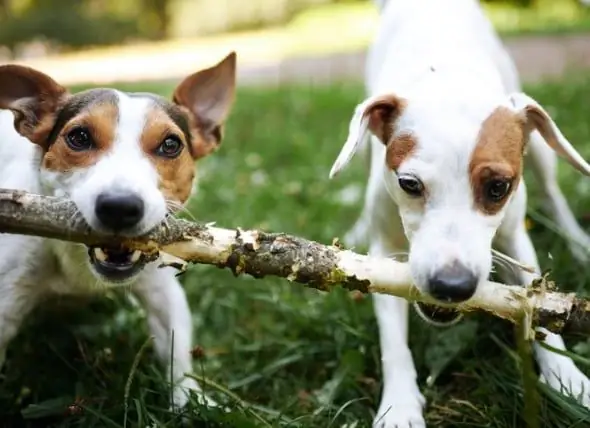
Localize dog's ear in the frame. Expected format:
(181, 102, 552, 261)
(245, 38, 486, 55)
(0, 65, 68, 147)
(173, 52, 237, 159)
(508, 92, 590, 176)
(329, 94, 404, 179)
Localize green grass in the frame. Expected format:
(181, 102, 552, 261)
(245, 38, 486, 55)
(3, 76, 590, 427)
(484, 0, 590, 36)
(286, 0, 590, 47)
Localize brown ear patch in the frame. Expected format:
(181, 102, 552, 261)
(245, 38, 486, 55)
(42, 99, 118, 172)
(364, 95, 406, 144)
(385, 133, 417, 171)
(469, 107, 528, 215)
(364, 95, 414, 171)
(141, 107, 196, 205)
(0, 65, 68, 147)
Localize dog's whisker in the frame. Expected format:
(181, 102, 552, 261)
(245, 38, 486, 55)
(491, 254, 521, 284)
(166, 200, 197, 222)
(491, 249, 536, 274)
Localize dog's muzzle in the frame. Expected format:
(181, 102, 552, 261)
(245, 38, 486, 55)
(88, 245, 147, 282)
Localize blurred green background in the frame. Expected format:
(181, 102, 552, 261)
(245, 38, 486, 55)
(0, 0, 589, 56)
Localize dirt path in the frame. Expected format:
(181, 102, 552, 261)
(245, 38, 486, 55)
(9, 33, 590, 87)
(238, 33, 590, 87)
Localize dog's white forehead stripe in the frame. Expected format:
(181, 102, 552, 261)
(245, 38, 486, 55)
(114, 91, 151, 150)
(98, 91, 160, 189)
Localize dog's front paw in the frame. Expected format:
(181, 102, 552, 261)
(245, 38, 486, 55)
(539, 363, 590, 408)
(171, 377, 219, 411)
(373, 394, 426, 428)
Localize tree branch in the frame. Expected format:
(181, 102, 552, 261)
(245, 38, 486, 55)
(0, 189, 588, 336)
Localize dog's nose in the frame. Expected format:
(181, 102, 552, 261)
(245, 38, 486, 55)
(427, 263, 478, 303)
(95, 192, 145, 231)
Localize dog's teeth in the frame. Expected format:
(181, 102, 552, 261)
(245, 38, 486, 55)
(130, 250, 142, 263)
(94, 248, 108, 262)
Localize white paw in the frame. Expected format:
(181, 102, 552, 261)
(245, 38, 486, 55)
(171, 377, 219, 411)
(539, 362, 590, 408)
(373, 394, 426, 428)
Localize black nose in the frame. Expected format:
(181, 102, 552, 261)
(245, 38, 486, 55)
(95, 192, 144, 231)
(427, 263, 478, 303)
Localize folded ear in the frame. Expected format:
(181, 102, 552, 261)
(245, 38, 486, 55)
(329, 94, 405, 179)
(0, 65, 68, 147)
(508, 92, 590, 175)
(172, 51, 237, 159)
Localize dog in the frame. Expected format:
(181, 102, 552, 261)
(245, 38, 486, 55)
(0, 52, 236, 411)
(329, 1, 590, 426)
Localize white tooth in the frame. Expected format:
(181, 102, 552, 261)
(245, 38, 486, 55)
(94, 247, 108, 262)
(130, 250, 141, 263)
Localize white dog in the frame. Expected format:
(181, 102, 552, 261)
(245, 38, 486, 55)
(329, 1, 590, 426)
(0, 52, 237, 410)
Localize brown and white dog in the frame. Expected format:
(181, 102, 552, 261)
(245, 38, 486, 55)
(0, 52, 236, 410)
(330, 1, 590, 427)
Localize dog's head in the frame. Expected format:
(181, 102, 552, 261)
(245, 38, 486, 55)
(331, 91, 590, 303)
(0, 52, 236, 283)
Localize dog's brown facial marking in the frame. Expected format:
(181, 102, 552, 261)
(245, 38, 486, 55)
(42, 90, 119, 172)
(386, 133, 417, 171)
(469, 107, 528, 215)
(141, 106, 196, 204)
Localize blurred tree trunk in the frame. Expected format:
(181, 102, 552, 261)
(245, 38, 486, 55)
(0, 0, 11, 20)
(144, 0, 170, 39)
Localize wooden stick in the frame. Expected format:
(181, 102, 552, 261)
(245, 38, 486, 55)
(0, 189, 588, 336)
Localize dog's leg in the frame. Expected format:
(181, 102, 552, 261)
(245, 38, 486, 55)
(0, 237, 44, 369)
(0, 284, 38, 369)
(496, 186, 590, 408)
(133, 266, 217, 410)
(371, 236, 425, 428)
(526, 131, 590, 262)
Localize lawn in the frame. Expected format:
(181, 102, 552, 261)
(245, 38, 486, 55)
(2, 75, 590, 427)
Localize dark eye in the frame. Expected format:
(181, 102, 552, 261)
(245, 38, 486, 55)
(484, 179, 511, 202)
(398, 174, 424, 197)
(66, 127, 93, 151)
(156, 135, 183, 158)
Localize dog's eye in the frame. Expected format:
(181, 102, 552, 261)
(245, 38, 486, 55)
(484, 179, 511, 202)
(156, 136, 184, 158)
(398, 175, 424, 197)
(66, 127, 93, 151)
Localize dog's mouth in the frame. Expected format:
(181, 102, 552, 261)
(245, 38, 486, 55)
(87, 245, 147, 282)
